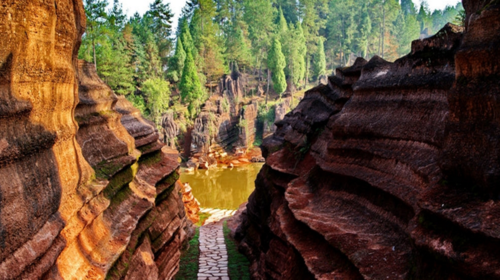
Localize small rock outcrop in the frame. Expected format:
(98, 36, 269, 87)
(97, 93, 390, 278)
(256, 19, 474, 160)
(236, 1, 500, 279)
(238, 103, 258, 148)
(161, 111, 179, 149)
(217, 69, 247, 109)
(179, 181, 201, 224)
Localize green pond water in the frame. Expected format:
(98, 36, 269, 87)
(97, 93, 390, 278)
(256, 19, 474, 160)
(180, 163, 264, 210)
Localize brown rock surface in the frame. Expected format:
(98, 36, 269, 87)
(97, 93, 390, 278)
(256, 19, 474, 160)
(237, 3, 500, 279)
(0, 1, 91, 278)
(179, 181, 201, 224)
(0, 2, 190, 279)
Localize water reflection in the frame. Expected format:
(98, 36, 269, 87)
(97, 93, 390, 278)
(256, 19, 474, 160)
(180, 163, 264, 210)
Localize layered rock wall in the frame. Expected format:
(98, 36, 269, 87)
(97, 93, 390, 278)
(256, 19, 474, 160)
(0, 3, 190, 279)
(237, 2, 500, 279)
(0, 1, 91, 278)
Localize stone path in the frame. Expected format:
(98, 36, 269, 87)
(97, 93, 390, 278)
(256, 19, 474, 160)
(200, 208, 236, 224)
(197, 223, 229, 280)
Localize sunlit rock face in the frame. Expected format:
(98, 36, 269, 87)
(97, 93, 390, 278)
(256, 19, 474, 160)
(236, 1, 500, 279)
(49, 61, 192, 279)
(0, 1, 90, 278)
(0, 2, 190, 279)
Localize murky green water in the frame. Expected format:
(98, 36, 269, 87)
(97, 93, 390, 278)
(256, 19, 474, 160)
(180, 163, 264, 210)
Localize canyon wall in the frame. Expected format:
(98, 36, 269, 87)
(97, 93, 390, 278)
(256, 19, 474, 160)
(0, 2, 190, 279)
(236, 1, 500, 279)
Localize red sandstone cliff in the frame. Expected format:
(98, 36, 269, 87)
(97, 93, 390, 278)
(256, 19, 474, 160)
(236, 1, 500, 279)
(0, 2, 190, 279)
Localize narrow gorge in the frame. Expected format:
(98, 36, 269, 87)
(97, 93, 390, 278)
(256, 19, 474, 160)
(0, 0, 499, 279)
(236, 1, 500, 279)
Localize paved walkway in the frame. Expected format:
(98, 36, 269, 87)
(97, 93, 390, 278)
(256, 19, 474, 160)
(199, 208, 236, 224)
(197, 223, 229, 280)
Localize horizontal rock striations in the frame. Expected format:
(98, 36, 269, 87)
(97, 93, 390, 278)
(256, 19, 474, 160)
(0, 2, 190, 279)
(0, 1, 90, 278)
(50, 61, 191, 280)
(236, 1, 500, 279)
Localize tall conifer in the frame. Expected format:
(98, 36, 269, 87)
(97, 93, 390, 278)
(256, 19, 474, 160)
(268, 39, 287, 95)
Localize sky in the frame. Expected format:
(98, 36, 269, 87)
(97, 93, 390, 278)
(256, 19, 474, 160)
(413, 0, 462, 10)
(113, 0, 462, 30)
(115, 0, 187, 30)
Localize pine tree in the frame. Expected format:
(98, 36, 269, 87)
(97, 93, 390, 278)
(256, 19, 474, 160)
(108, 0, 126, 30)
(357, 3, 372, 58)
(142, 78, 171, 122)
(417, 2, 431, 34)
(80, 0, 108, 69)
(401, 0, 417, 15)
(182, 0, 199, 18)
(276, 0, 299, 24)
(226, 21, 253, 69)
(167, 38, 187, 83)
(295, 23, 307, 87)
(97, 33, 135, 95)
(313, 37, 326, 79)
(140, 33, 163, 81)
(146, 0, 174, 68)
(188, 1, 226, 85)
(277, 8, 289, 36)
(179, 51, 204, 105)
(300, 0, 328, 84)
(179, 18, 197, 60)
(395, 12, 420, 56)
(243, 0, 274, 78)
(268, 39, 287, 95)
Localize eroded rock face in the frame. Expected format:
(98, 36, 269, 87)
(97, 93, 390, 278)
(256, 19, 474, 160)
(0, 1, 190, 277)
(0, 1, 91, 278)
(237, 2, 500, 279)
(238, 103, 258, 148)
(161, 111, 179, 149)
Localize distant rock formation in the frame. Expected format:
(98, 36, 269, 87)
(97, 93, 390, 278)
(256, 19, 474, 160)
(0, 2, 191, 278)
(238, 103, 258, 148)
(161, 111, 179, 149)
(236, 1, 500, 278)
(190, 73, 259, 161)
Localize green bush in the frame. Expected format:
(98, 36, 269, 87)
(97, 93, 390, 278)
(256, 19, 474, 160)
(223, 221, 250, 280)
(175, 228, 200, 280)
(142, 78, 170, 122)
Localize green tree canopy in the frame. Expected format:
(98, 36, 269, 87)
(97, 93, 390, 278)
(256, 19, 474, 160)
(312, 37, 326, 79)
(268, 39, 287, 95)
(180, 51, 204, 106)
(167, 38, 187, 83)
(142, 78, 171, 122)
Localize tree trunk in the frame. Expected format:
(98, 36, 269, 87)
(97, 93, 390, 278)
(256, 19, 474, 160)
(332, 49, 335, 73)
(93, 41, 97, 71)
(266, 69, 270, 104)
(382, 1, 386, 58)
(305, 56, 309, 88)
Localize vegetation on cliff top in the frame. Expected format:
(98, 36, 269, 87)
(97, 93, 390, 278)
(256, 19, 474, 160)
(80, 0, 464, 129)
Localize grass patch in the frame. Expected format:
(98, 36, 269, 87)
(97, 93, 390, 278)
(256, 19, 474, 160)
(175, 228, 200, 280)
(196, 212, 212, 227)
(223, 221, 250, 280)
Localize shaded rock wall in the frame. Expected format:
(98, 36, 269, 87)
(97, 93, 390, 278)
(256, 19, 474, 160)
(238, 103, 258, 148)
(237, 2, 500, 279)
(0, 2, 190, 279)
